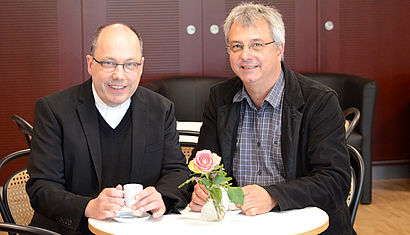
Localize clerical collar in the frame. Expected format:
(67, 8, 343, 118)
(92, 83, 131, 129)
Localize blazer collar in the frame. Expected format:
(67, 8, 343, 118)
(77, 79, 102, 187)
(281, 63, 304, 179)
(129, 87, 148, 183)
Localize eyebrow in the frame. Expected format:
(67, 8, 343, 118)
(229, 39, 266, 44)
(100, 57, 140, 62)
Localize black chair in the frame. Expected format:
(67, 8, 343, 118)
(0, 222, 60, 235)
(304, 73, 377, 204)
(11, 115, 33, 148)
(142, 77, 227, 121)
(346, 144, 365, 225)
(0, 149, 34, 226)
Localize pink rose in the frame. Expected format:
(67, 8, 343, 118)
(188, 150, 221, 174)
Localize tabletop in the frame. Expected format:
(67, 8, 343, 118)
(89, 206, 329, 235)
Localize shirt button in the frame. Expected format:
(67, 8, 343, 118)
(258, 170, 262, 175)
(257, 142, 261, 147)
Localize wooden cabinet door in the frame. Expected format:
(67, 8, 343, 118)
(83, 0, 203, 80)
(83, 0, 317, 79)
(317, 0, 410, 164)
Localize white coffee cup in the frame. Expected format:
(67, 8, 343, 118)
(123, 183, 143, 208)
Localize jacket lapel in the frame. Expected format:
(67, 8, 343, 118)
(281, 64, 304, 180)
(129, 88, 147, 183)
(76, 79, 103, 189)
(218, 78, 242, 176)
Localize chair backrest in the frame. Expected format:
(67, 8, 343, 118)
(176, 122, 202, 163)
(0, 222, 60, 235)
(142, 77, 227, 121)
(11, 115, 33, 148)
(0, 149, 34, 226)
(346, 144, 365, 225)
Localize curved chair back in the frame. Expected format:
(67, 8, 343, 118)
(178, 130, 200, 163)
(0, 149, 34, 226)
(346, 144, 365, 225)
(0, 222, 60, 235)
(344, 107, 360, 140)
(11, 115, 33, 147)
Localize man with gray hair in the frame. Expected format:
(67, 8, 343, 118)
(189, 3, 354, 234)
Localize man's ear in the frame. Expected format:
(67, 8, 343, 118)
(86, 55, 93, 76)
(138, 57, 145, 77)
(276, 43, 285, 61)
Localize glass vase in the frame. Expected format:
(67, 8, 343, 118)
(201, 195, 226, 221)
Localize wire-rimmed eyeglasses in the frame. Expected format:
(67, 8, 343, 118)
(227, 40, 275, 53)
(93, 57, 141, 73)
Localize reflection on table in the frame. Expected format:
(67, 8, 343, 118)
(89, 206, 329, 235)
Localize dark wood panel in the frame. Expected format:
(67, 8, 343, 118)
(83, 0, 203, 80)
(0, 0, 83, 184)
(318, 0, 410, 162)
(202, 0, 229, 77)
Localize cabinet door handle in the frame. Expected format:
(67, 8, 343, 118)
(186, 25, 196, 35)
(209, 24, 219, 35)
(324, 21, 334, 31)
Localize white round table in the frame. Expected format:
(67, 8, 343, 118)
(89, 206, 329, 235)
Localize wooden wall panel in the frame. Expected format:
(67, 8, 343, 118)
(319, 0, 410, 163)
(0, 0, 83, 184)
(83, 0, 203, 80)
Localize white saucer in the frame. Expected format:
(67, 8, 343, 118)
(113, 207, 150, 223)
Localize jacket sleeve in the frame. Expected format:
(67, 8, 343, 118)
(153, 101, 191, 210)
(26, 97, 92, 232)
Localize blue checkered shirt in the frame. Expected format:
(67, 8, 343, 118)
(232, 72, 286, 187)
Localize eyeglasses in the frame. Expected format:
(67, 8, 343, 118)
(92, 57, 141, 73)
(227, 40, 275, 53)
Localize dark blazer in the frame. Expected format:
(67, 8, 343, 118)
(26, 79, 190, 234)
(195, 64, 354, 234)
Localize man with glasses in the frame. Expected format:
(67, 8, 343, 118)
(27, 23, 190, 234)
(189, 3, 354, 234)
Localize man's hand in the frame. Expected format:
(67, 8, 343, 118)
(131, 187, 166, 218)
(239, 185, 278, 216)
(189, 183, 209, 211)
(84, 185, 124, 219)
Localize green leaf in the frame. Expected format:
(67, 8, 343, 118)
(212, 175, 225, 185)
(201, 178, 211, 186)
(227, 187, 244, 205)
(209, 187, 222, 203)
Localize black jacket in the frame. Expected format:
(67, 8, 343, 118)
(27, 79, 190, 234)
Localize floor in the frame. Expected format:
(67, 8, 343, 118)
(0, 178, 409, 234)
(353, 178, 410, 234)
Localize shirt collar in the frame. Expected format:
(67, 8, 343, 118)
(233, 70, 284, 109)
(92, 83, 131, 129)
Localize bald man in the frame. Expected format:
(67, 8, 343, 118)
(27, 23, 190, 234)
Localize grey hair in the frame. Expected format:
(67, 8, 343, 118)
(223, 3, 285, 49)
(90, 23, 143, 57)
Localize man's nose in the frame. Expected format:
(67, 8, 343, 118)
(112, 65, 125, 79)
(239, 46, 252, 59)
